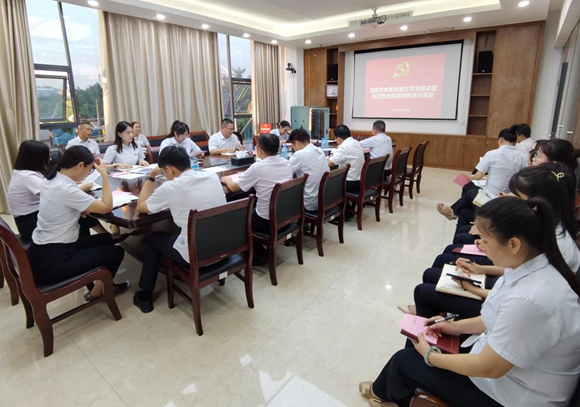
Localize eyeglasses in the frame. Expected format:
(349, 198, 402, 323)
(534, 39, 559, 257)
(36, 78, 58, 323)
(224, 127, 235, 131)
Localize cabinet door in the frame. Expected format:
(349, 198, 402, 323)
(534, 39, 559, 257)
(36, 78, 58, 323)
(443, 137, 465, 168)
(412, 135, 447, 166)
(486, 24, 542, 139)
(304, 48, 327, 106)
(463, 138, 486, 169)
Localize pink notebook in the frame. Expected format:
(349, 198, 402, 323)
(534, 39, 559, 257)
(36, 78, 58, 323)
(453, 174, 471, 187)
(453, 244, 487, 257)
(399, 314, 460, 354)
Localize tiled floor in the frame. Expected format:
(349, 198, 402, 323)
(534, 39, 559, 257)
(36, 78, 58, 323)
(0, 167, 460, 407)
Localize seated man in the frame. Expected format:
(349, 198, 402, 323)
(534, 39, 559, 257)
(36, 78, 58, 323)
(360, 120, 393, 167)
(288, 128, 328, 211)
(221, 133, 292, 234)
(512, 123, 534, 154)
(133, 146, 226, 313)
(209, 118, 242, 155)
(327, 124, 364, 194)
(66, 122, 99, 155)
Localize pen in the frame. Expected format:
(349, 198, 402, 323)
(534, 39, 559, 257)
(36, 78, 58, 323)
(427, 314, 459, 327)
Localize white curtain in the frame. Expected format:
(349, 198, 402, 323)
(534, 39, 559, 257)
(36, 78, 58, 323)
(100, 12, 222, 138)
(0, 0, 38, 213)
(252, 41, 281, 125)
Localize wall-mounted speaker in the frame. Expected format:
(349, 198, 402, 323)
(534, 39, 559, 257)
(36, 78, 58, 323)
(477, 51, 494, 73)
(327, 64, 338, 81)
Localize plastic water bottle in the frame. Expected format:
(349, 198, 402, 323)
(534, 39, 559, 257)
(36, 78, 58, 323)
(281, 144, 288, 159)
(321, 137, 329, 149)
(248, 141, 253, 154)
(191, 156, 199, 171)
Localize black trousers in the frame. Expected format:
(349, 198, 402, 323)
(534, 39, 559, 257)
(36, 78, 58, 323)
(461, 181, 480, 197)
(450, 189, 478, 232)
(138, 231, 189, 293)
(431, 245, 494, 268)
(453, 225, 478, 244)
(346, 180, 360, 194)
(14, 211, 100, 242)
(372, 347, 502, 407)
(252, 209, 271, 234)
(27, 233, 124, 284)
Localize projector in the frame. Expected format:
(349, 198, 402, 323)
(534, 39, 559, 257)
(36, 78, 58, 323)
(350, 8, 413, 28)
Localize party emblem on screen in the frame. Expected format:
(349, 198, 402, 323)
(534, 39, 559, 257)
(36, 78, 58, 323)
(393, 61, 410, 78)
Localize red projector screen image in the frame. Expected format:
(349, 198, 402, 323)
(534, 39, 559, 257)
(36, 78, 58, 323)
(364, 53, 446, 119)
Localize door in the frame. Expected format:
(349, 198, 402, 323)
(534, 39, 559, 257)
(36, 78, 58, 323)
(304, 48, 327, 106)
(554, 22, 580, 141)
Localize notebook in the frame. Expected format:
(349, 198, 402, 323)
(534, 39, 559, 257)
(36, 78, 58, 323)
(399, 313, 460, 354)
(451, 244, 487, 257)
(472, 189, 493, 207)
(436, 264, 486, 300)
(453, 174, 471, 187)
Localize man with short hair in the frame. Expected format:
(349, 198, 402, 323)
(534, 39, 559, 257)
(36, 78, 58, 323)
(360, 120, 393, 167)
(209, 118, 243, 155)
(511, 123, 533, 154)
(288, 129, 328, 211)
(221, 133, 292, 233)
(327, 124, 364, 194)
(133, 146, 226, 313)
(66, 122, 99, 155)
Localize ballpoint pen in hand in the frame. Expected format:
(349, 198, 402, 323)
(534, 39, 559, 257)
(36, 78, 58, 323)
(426, 314, 459, 327)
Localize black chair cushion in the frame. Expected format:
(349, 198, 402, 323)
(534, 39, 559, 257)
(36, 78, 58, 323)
(253, 222, 300, 241)
(35, 269, 95, 294)
(197, 254, 246, 282)
(347, 189, 379, 200)
(305, 205, 342, 221)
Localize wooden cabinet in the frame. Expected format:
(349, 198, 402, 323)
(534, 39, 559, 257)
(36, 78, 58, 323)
(304, 48, 327, 107)
(443, 137, 486, 169)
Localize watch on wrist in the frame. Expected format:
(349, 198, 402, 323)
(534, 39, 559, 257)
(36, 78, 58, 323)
(146, 176, 156, 183)
(424, 345, 442, 367)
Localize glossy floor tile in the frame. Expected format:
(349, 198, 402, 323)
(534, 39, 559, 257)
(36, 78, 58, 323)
(0, 167, 459, 407)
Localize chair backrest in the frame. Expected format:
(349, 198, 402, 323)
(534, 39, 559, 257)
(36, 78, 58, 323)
(0, 223, 38, 299)
(412, 141, 429, 172)
(190, 131, 209, 152)
(393, 147, 412, 178)
(49, 148, 61, 165)
(147, 135, 166, 147)
(233, 131, 244, 145)
(268, 176, 308, 232)
(187, 196, 254, 269)
(362, 155, 389, 190)
(318, 165, 349, 211)
(98, 141, 114, 154)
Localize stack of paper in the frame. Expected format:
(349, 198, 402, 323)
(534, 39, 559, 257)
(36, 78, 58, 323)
(111, 191, 138, 208)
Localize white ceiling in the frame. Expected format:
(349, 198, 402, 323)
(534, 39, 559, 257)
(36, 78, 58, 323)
(60, 0, 561, 48)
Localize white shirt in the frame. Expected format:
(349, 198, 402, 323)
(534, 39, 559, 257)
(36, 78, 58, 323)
(516, 137, 535, 154)
(135, 134, 150, 149)
(209, 131, 240, 152)
(146, 170, 226, 263)
(7, 170, 43, 217)
(103, 143, 144, 165)
(360, 133, 394, 167)
(159, 137, 202, 157)
(556, 224, 580, 272)
(32, 173, 96, 245)
(66, 136, 99, 155)
(330, 137, 365, 182)
(270, 128, 288, 142)
(470, 254, 580, 407)
(475, 145, 527, 197)
(235, 155, 293, 219)
(289, 144, 328, 211)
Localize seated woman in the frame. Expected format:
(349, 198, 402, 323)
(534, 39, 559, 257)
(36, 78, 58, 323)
(26, 146, 128, 300)
(159, 120, 203, 158)
(270, 120, 292, 143)
(130, 121, 150, 150)
(362, 196, 580, 407)
(103, 121, 149, 169)
(531, 138, 579, 169)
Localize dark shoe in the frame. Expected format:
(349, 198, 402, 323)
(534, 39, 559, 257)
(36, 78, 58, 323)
(111, 233, 131, 244)
(113, 281, 130, 296)
(344, 211, 355, 221)
(133, 291, 154, 313)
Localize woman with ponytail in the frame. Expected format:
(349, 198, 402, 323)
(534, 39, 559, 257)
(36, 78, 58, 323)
(360, 196, 580, 407)
(103, 121, 149, 169)
(271, 120, 292, 143)
(27, 146, 128, 301)
(159, 120, 203, 158)
(532, 138, 580, 169)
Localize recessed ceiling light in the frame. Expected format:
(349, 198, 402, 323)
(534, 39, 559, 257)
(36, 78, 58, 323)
(518, 1, 530, 7)
(348, 33, 355, 38)
(87, 0, 99, 6)
(243, 33, 250, 38)
(305, 39, 312, 44)
(400, 25, 408, 31)
(463, 16, 472, 22)
(201, 24, 210, 29)
(271, 39, 278, 44)
(156, 14, 166, 20)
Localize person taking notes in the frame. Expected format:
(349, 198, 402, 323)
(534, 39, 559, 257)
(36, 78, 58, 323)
(159, 120, 203, 158)
(209, 118, 242, 155)
(103, 121, 149, 169)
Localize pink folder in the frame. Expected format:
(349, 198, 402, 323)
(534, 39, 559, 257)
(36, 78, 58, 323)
(399, 314, 459, 354)
(453, 174, 471, 187)
(453, 244, 487, 257)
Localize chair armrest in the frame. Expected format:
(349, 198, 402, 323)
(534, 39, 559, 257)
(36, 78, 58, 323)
(410, 393, 452, 407)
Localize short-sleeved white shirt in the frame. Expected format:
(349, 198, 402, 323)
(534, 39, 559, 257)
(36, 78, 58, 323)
(135, 134, 150, 149)
(360, 133, 394, 167)
(209, 131, 240, 152)
(516, 137, 534, 154)
(235, 155, 293, 219)
(146, 170, 226, 263)
(103, 143, 144, 165)
(66, 136, 99, 155)
(270, 128, 288, 142)
(330, 137, 365, 182)
(7, 170, 43, 217)
(32, 173, 96, 245)
(159, 137, 202, 157)
(289, 143, 328, 211)
(469, 254, 580, 407)
(556, 224, 580, 272)
(475, 145, 527, 197)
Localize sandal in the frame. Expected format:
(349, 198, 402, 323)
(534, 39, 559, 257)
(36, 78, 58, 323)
(397, 305, 416, 315)
(84, 281, 130, 302)
(437, 203, 457, 221)
(359, 381, 373, 398)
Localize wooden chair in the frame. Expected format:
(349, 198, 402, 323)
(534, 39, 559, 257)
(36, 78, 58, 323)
(165, 197, 255, 336)
(252, 176, 308, 286)
(0, 217, 31, 306)
(190, 131, 209, 154)
(405, 141, 429, 199)
(410, 393, 451, 407)
(382, 147, 412, 214)
(304, 165, 349, 257)
(0, 223, 122, 357)
(145, 145, 154, 163)
(346, 155, 389, 231)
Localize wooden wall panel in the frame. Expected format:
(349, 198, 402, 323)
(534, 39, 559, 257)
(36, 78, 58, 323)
(464, 138, 486, 169)
(304, 48, 327, 106)
(443, 137, 466, 168)
(413, 135, 446, 166)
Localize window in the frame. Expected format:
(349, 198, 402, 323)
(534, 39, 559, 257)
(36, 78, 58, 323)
(218, 34, 253, 140)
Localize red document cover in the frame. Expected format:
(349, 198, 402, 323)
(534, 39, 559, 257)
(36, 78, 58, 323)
(399, 314, 460, 354)
(453, 174, 471, 187)
(451, 244, 487, 257)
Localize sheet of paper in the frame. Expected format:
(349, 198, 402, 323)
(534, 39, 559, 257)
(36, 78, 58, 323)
(453, 174, 471, 187)
(460, 244, 487, 256)
(229, 172, 243, 182)
(112, 173, 147, 180)
(472, 179, 487, 188)
(129, 167, 153, 174)
(112, 193, 138, 208)
(91, 183, 102, 191)
(221, 152, 236, 157)
(202, 166, 229, 173)
(84, 170, 101, 184)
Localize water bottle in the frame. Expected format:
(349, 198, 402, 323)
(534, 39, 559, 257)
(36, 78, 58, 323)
(248, 141, 253, 154)
(321, 137, 329, 149)
(191, 156, 199, 171)
(281, 144, 288, 159)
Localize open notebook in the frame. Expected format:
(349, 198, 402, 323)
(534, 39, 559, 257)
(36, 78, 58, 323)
(436, 264, 486, 300)
(399, 314, 460, 354)
(472, 189, 493, 207)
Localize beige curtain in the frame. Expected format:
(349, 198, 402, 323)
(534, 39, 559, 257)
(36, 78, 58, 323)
(252, 41, 281, 125)
(100, 12, 222, 138)
(0, 0, 38, 214)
